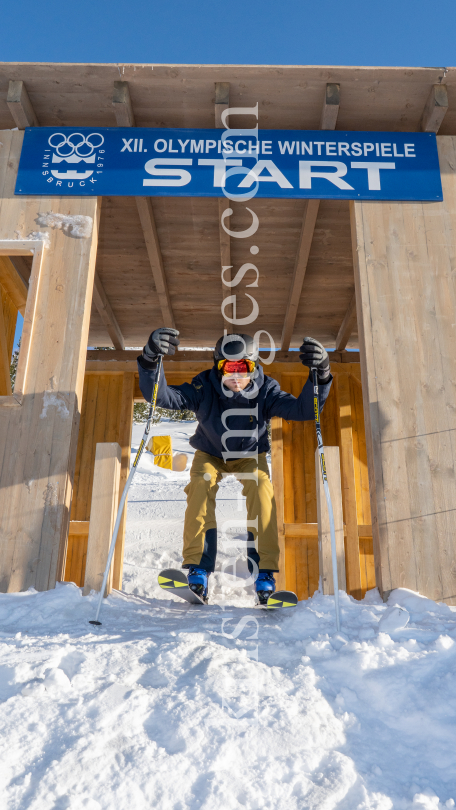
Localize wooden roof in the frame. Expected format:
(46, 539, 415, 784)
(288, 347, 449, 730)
(1, 63, 455, 349)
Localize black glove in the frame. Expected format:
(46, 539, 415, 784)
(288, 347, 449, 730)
(299, 337, 330, 382)
(143, 327, 180, 363)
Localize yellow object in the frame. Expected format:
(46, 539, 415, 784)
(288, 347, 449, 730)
(147, 435, 172, 470)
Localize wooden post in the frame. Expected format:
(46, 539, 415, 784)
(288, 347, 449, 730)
(336, 373, 363, 599)
(315, 446, 346, 595)
(83, 443, 121, 596)
(271, 415, 286, 591)
(112, 372, 135, 590)
(0, 130, 100, 593)
(350, 135, 456, 604)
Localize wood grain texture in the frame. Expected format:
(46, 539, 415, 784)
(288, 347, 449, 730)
(284, 523, 318, 537)
(0, 130, 100, 593)
(135, 196, 175, 328)
(83, 442, 121, 596)
(315, 446, 347, 594)
(281, 200, 320, 350)
(281, 83, 340, 350)
(110, 82, 174, 331)
(6, 80, 38, 128)
(335, 291, 357, 352)
(92, 272, 125, 350)
(3, 64, 453, 133)
(0, 256, 27, 316)
(320, 83, 340, 129)
(0, 285, 12, 395)
(351, 135, 456, 604)
(112, 81, 136, 127)
(336, 373, 362, 598)
(420, 85, 449, 133)
(66, 371, 133, 588)
(86, 193, 356, 350)
(112, 372, 135, 590)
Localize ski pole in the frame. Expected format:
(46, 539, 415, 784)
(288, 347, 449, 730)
(89, 354, 164, 626)
(312, 367, 341, 632)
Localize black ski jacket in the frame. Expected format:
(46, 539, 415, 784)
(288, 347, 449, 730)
(137, 359, 332, 460)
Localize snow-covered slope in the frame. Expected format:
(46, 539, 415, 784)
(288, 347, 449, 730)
(1, 421, 456, 810)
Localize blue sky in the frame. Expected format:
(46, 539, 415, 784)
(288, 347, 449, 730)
(2, 0, 455, 67)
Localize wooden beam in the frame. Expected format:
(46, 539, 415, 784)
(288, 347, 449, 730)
(0, 256, 28, 317)
(215, 81, 230, 127)
(420, 84, 448, 133)
(336, 373, 363, 599)
(112, 80, 136, 127)
(284, 523, 319, 538)
(112, 81, 175, 329)
(112, 372, 135, 590)
(92, 272, 125, 350)
(7, 80, 38, 129)
(8, 256, 31, 286)
(215, 82, 233, 333)
(0, 293, 12, 396)
(70, 520, 90, 536)
(315, 446, 346, 594)
(135, 196, 175, 328)
(335, 291, 357, 352)
(85, 349, 361, 372)
(83, 442, 121, 596)
(281, 199, 320, 350)
(281, 83, 340, 350)
(320, 83, 340, 130)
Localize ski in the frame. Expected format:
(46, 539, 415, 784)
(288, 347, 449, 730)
(255, 590, 298, 610)
(158, 569, 298, 609)
(158, 568, 207, 605)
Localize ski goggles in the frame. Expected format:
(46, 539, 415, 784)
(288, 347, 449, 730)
(217, 359, 255, 376)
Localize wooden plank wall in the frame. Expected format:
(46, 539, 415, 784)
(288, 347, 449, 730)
(64, 372, 134, 588)
(350, 135, 456, 605)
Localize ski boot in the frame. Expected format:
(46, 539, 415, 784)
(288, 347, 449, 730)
(255, 572, 276, 606)
(187, 566, 210, 603)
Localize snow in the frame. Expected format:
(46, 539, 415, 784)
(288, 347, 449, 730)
(1, 420, 456, 809)
(36, 212, 93, 239)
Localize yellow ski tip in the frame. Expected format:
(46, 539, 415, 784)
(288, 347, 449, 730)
(158, 576, 171, 584)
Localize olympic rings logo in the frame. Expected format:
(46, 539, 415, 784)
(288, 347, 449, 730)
(48, 132, 104, 158)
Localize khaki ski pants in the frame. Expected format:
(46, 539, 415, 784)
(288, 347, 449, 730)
(183, 450, 280, 571)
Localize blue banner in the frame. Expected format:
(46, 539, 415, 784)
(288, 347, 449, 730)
(15, 127, 442, 202)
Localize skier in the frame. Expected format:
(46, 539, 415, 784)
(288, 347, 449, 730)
(138, 329, 332, 604)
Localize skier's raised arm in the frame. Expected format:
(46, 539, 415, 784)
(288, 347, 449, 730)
(137, 327, 202, 412)
(265, 337, 333, 421)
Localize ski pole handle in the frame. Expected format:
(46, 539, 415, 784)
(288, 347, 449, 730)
(89, 355, 164, 626)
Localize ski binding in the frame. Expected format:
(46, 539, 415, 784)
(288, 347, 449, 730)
(255, 590, 298, 610)
(158, 568, 207, 605)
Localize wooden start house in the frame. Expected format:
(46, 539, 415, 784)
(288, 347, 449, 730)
(0, 63, 456, 604)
